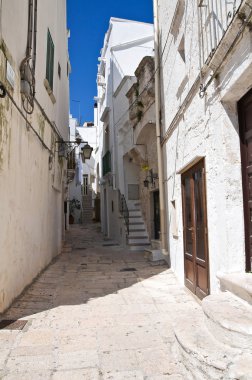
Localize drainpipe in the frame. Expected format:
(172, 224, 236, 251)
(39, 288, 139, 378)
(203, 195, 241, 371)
(26, 0, 34, 58)
(32, 0, 37, 75)
(153, 0, 168, 256)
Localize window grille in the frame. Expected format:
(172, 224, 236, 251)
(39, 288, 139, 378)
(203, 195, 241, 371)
(198, 0, 242, 66)
(46, 29, 54, 90)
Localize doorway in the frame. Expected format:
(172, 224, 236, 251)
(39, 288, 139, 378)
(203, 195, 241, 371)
(153, 191, 160, 240)
(238, 88, 252, 272)
(181, 159, 209, 299)
(103, 188, 108, 236)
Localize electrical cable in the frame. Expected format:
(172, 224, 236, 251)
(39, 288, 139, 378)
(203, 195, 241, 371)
(34, 98, 63, 140)
(3, 85, 53, 154)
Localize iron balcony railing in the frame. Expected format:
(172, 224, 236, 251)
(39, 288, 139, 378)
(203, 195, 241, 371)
(119, 190, 129, 235)
(102, 150, 111, 176)
(67, 149, 76, 170)
(198, 0, 242, 65)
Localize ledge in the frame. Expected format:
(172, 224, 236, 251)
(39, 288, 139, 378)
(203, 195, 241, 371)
(44, 78, 56, 104)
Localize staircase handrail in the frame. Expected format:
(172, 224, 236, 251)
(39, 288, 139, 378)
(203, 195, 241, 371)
(118, 190, 129, 235)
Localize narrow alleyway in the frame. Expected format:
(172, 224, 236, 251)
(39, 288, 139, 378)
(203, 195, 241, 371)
(0, 224, 200, 380)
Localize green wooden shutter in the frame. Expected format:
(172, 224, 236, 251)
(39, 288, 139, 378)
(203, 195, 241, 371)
(46, 29, 54, 91)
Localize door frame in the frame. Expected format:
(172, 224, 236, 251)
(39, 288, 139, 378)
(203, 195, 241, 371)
(153, 190, 160, 240)
(238, 88, 252, 272)
(181, 158, 210, 299)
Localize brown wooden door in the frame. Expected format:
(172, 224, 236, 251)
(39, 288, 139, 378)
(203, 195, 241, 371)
(153, 191, 160, 240)
(238, 88, 252, 272)
(182, 160, 209, 299)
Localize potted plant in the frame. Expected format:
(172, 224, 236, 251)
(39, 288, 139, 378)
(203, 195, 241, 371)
(69, 198, 81, 224)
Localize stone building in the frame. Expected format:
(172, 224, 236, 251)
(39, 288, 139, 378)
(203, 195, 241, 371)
(156, 0, 252, 297)
(0, 0, 70, 312)
(68, 114, 98, 225)
(125, 56, 161, 253)
(96, 18, 154, 248)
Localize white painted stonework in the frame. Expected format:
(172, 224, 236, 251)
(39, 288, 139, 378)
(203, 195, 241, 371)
(0, 0, 69, 312)
(96, 18, 154, 244)
(68, 114, 99, 224)
(157, 0, 251, 293)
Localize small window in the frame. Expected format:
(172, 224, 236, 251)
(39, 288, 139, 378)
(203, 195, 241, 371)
(58, 63, 61, 79)
(82, 175, 88, 196)
(46, 29, 54, 90)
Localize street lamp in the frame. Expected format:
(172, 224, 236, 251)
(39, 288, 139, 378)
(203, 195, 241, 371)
(56, 139, 93, 160)
(81, 143, 93, 161)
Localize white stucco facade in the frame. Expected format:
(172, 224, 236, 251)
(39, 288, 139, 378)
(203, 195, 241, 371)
(68, 114, 99, 224)
(96, 18, 154, 243)
(0, 0, 69, 312)
(157, 0, 251, 294)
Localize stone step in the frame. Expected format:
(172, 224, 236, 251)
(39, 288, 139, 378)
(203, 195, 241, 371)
(129, 222, 146, 231)
(128, 210, 141, 217)
(127, 237, 150, 245)
(173, 310, 240, 379)
(128, 230, 148, 237)
(227, 352, 252, 379)
(128, 243, 151, 251)
(144, 249, 164, 262)
(218, 272, 252, 305)
(202, 291, 252, 349)
(129, 216, 144, 224)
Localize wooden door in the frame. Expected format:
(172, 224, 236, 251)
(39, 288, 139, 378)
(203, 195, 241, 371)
(153, 191, 160, 240)
(238, 88, 252, 272)
(182, 160, 209, 299)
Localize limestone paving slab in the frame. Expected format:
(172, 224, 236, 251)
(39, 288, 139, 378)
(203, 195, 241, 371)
(0, 224, 209, 379)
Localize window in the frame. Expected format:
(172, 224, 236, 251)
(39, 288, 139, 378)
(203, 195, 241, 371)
(46, 29, 54, 90)
(58, 63, 61, 79)
(82, 175, 88, 196)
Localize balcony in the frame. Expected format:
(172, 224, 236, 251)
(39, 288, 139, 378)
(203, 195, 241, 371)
(67, 149, 76, 184)
(198, 0, 242, 66)
(102, 150, 111, 176)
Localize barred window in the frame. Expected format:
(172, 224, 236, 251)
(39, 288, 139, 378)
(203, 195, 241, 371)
(46, 29, 54, 90)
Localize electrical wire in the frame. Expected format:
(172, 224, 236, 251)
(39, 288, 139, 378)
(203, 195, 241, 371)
(34, 98, 63, 140)
(3, 85, 53, 154)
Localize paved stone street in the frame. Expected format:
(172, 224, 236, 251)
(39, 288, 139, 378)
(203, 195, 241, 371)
(0, 224, 200, 380)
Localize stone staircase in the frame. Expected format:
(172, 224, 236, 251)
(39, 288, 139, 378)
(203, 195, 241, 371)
(173, 273, 252, 379)
(126, 206, 150, 251)
(82, 187, 93, 224)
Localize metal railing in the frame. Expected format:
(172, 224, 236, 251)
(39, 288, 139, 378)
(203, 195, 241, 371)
(198, 0, 242, 65)
(67, 149, 76, 170)
(119, 190, 129, 235)
(102, 150, 111, 176)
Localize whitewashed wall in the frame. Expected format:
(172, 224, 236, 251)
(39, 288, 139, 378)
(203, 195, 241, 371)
(96, 18, 154, 242)
(158, 0, 249, 292)
(0, 0, 69, 312)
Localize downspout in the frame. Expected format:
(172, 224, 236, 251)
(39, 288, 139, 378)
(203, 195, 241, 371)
(153, 0, 168, 256)
(26, 0, 34, 58)
(32, 0, 37, 75)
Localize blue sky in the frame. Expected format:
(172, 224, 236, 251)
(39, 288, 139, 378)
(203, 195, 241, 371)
(67, 0, 154, 123)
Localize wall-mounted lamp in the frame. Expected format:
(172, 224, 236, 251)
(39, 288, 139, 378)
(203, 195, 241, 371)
(56, 138, 93, 161)
(81, 143, 93, 161)
(143, 169, 158, 188)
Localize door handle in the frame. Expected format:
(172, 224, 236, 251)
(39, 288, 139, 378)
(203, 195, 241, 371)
(188, 227, 194, 231)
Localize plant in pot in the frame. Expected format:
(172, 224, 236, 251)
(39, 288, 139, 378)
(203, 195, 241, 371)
(69, 198, 81, 224)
